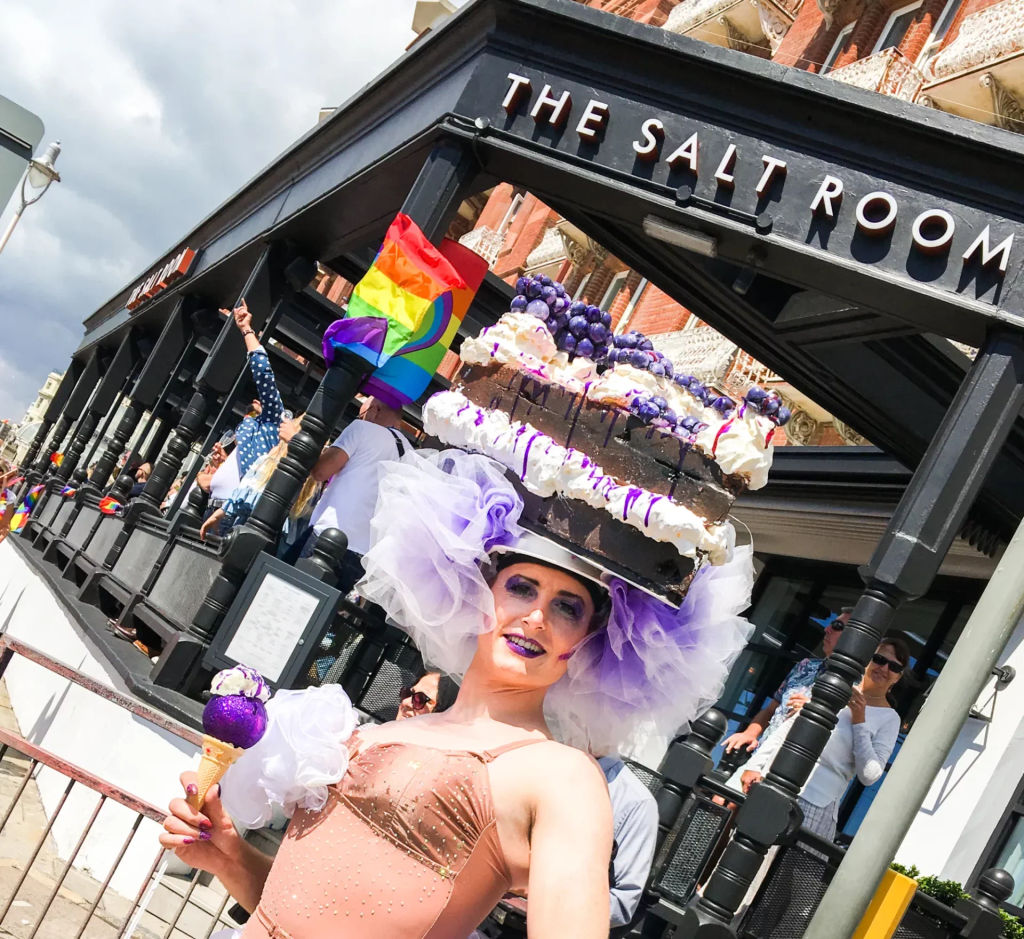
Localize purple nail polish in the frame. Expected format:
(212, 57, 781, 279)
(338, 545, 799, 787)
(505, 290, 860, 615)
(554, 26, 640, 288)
(198, 819, 212, 830)
(199, 830, 211, 841)
(186, 784, 198, 795)
(183, 837, 195, 845)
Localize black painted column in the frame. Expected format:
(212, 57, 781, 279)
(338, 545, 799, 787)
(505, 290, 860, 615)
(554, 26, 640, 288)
(131, 248, 280, 521)
(153, 137, 479, 691)
(17, 357, 85, 485)
(80, 299, 197, 504)
(46, 333, 139, 499)
(679, 328, 1024, 937)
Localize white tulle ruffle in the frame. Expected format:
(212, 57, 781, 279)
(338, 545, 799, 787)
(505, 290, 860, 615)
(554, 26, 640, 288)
(220, 684, 358, 830)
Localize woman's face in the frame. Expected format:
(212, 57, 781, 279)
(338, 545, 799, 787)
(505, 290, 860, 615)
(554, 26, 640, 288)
(863, 642, 904, 695)
(397, 672, 442, 721)
(478, 562, 597, 689)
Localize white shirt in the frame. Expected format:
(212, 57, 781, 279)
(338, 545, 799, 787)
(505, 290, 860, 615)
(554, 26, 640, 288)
(209, 451, 241, 501)
(746, 704, 900, 808)
(309, 420, 406, 553)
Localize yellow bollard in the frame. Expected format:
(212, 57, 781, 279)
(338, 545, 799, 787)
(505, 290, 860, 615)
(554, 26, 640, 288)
(851, 869, 919, 939)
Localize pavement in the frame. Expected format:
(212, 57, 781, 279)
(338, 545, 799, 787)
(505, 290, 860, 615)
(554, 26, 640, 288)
(0, 680, 240, 939)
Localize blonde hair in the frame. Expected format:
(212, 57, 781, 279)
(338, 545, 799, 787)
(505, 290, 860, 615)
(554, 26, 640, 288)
(254, 415, 317, 519)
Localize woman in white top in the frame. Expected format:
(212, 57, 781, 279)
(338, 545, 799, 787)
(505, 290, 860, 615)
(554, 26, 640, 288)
(742, 636, 908, 840)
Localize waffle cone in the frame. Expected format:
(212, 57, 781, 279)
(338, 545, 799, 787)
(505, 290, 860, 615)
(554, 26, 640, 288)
(188, 735, 243, 810)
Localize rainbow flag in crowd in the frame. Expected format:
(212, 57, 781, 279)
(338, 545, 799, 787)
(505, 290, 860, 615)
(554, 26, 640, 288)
(98, 496, 123, 516)
(60, 486, 76, 498)
(0, 488, 14, 514)
(49, 452, 64, 467)
(322, 214, 487, 407)
(9, 484, 44, 533)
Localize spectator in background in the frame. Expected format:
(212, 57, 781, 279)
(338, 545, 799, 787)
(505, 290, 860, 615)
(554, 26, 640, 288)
(128, 462, 152, 499)
(303, 396, 412, 592)
(722, 607, 850, 758)
(396, 670, 459, 720)
(224, 299, 285, 477)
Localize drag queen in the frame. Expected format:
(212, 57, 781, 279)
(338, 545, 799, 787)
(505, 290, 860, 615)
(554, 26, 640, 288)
(161, 449, 753, 938)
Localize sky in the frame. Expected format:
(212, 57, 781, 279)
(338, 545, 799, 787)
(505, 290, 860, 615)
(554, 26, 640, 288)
(0, 0, 419, 421)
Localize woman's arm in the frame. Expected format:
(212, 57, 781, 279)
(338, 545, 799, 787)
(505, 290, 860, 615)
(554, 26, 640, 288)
(851, 712, 900, 787)
(527, 748, 613, 938)
(160, 775, 274, 913)
(227, 300, 285, 426)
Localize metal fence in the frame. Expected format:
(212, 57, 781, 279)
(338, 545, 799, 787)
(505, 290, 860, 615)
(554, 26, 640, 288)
(0, 635, 241, 938)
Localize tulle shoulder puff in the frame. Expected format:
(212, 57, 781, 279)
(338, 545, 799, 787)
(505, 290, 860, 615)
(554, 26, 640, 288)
(220, 685, 358, 830)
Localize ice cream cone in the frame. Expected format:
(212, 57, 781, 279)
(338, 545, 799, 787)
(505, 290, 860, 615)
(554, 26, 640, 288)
(188, 735, 243, 810)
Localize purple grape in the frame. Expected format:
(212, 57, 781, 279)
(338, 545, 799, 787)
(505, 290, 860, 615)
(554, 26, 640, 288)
(628, 350, 649, 369)
(526, 299, 550, 320)
(587, 322, 608, 343)
(510, 295, 528, 312)
(662, 360, 674, 379)
(526, 280, 543, 299)
(569, 300, 587, 315)
(558, 333, 577, 354)
(515, 276, 530, 295)
(554, 283, 566, 297)
(776, 406, 792, 426)
(663, 409, 678, 425)
(600, 311, 612, 328)
(552, 313, 569, 332)
(568, 315, 588, 337)
(552, 297, 567, 313)
(712, 396, 735, 413)
(649, 363, 666, 377)
(541, 286, 557, 304)
(639, 339, 654, 351)
(638, 401, 661, 421)
(652, 396, 668, 410)
(675, 374, 693, 387)
(593, 343, 609, 359)
(539, 275, 553, 286)
(689, 381, 706, 398)
(583, 306, 600, 324)
(606, 348, 620, 363)
(763, 397, 780, 416)
(576, 338, 595, 358)
(619, 333, 638, 349)
(744, 387, 769, 406)
(679, 416, 699, 432)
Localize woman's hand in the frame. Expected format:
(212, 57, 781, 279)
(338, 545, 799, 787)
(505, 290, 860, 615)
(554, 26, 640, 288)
(786, 692, 810, 715)
(199, 509, 225, 541)
(723, 729, 760, 753)
(231, 300, 253, 332)
(160, 773, 244, 878)
(848, 684, 867, 724)
(740, 770, 763, 794)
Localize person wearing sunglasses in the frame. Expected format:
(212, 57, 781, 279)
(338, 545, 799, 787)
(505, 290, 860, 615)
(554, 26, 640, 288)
(741, 635, 909, 839)
(396, 670, 459, 721)
(723, 607, 851, 758)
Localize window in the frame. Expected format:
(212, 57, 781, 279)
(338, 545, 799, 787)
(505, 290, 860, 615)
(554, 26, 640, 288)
(497, 193, 525, 235)
(874, 1, 923, 54)
(822, 24, 854, 73)
(917, 0, 963, 64)
(600, 271, 629, 312)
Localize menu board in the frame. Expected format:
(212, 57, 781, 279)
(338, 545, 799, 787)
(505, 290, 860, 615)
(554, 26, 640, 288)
(223, 571, 321, 682)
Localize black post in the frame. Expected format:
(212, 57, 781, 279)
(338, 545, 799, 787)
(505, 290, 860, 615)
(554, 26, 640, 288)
(17, 357, 85, 484)
(81, 299, 197, 503)
(153, 137, 479, 691)
(958, 869, 1014, 939)
(680, 329, 1024, 937)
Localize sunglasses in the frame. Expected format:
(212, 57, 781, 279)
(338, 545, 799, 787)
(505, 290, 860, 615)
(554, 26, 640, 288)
(871, 653, 905, 674)
(400, 687, 434, 710)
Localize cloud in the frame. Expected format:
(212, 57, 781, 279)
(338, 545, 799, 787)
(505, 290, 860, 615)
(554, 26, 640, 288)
(0, 0, 416, 419)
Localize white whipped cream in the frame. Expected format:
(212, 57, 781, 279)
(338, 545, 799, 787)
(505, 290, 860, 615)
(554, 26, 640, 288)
(423, 390, 731, 563)
(210, 665, 271, 702)
(695, 408, 774, 490)
(461, 312, 557, 372)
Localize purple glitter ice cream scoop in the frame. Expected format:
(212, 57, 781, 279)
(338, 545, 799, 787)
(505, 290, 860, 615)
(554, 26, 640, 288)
(202, 665, 271, 749)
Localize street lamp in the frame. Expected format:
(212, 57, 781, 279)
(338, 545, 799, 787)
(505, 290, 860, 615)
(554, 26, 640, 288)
(0, 140, 61, 256)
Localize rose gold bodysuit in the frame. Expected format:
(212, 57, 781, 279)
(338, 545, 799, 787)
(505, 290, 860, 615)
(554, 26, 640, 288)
(244, 735, 543, 938)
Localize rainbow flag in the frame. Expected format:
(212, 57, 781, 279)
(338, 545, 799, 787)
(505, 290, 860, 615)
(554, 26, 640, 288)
(49, 453, 64, 467)
(60, 486, 76, 498)
(323, 214, 486, 407)
(98, 496, 123, 516)
(9, 484, 44, 533)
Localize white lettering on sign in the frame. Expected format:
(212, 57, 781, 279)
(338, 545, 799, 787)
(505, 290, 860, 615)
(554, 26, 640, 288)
(665, 132, 699, 173)
(714, 144, 738, 188)
(531, 85, 572, 127)
(632, 118, 664, 160)
(912, 210, 955, 254)
(576, 99, 610, 140)
(126, 247, 197, 311)
(811, 176, 844, 218)
(495, 72, 1018, 293)
(756, 156, 787, 197)
(503, 73, 533, 114)
(855, 192, 899, 236)
(962, 226, 1015, 275)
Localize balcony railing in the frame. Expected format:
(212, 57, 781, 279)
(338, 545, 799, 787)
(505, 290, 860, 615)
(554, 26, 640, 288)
(654, 325, 739, 384)
(925, 0, 1024, 82)
(457, 226, 507, 265)
(828, 47, 925, 102)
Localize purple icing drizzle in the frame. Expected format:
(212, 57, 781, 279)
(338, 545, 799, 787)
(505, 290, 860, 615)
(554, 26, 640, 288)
(623, 487, 644, 521)
(522, 432, 542, 479)
(644, 494, 663, 527)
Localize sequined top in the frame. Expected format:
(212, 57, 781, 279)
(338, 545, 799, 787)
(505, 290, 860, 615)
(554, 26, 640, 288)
(244, 734, 544, 938)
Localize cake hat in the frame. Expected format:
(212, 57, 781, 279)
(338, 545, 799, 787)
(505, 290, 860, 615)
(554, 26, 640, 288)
(351, 273, 781, 756)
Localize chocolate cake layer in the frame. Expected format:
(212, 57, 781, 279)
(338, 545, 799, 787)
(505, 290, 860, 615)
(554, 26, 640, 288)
(457, 363, 739, 522)
(515, 483, 696, 606)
